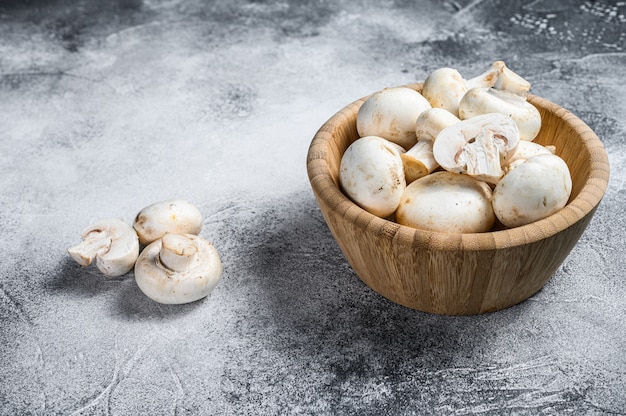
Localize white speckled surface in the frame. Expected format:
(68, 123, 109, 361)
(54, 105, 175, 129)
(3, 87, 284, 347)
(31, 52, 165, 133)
(1, 1, 625, 414)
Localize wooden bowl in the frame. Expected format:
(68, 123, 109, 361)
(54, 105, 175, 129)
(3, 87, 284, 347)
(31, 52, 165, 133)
(306, 83, 610, 315)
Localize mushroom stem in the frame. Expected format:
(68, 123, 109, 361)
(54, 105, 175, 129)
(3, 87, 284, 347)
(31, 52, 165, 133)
(67, 231, 112, 267)
(466, 61, 531, 95)
(401, 140, 437, 183)
(466, 63, 501, 90)
(159, 233, 199, 273)
(402, 108, 462, 183)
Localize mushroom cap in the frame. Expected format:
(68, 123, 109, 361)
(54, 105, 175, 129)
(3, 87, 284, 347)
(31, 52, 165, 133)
(492, 153, 572, 228)
(421, 67, 468, 117)
(133, 199, 203, 246)
(356, 87, 431, 149)
(339, 136, 406, 218)
(459, 87, 541, 141)
(396, 171, 495, 234)
(67, 218, 139, 277)
(414, 107, 461, 142)
(505, 140, 554, 171)
(432, 112, 520, 184)
(134, 233, 222, 304)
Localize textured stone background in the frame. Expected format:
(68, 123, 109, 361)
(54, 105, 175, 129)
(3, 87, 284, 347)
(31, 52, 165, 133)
(1, 0, 625, 414)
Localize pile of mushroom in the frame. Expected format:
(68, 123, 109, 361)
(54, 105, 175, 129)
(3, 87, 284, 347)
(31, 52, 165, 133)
(67, 199, 222, 304)
(339, 61, 572, 233)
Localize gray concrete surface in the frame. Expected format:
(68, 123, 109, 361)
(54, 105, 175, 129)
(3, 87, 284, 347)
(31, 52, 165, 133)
(1, 0, 625, 414)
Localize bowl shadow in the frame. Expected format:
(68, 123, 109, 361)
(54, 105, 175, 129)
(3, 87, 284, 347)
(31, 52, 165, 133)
(238, 189, 540, 385)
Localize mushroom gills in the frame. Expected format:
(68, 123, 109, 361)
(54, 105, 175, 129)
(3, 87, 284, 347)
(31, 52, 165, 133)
(462, 129, 507, 183)
(66, 218, 140, 277)
(433, 113, 520, 185)
(67, 231, 112, 267)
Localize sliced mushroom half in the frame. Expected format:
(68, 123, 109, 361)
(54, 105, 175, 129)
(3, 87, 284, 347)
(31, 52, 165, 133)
(433, 113, 520, 184)
(67, 218, 139, 277)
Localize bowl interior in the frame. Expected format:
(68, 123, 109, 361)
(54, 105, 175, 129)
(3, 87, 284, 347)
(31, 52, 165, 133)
(308, 83, 610, 250)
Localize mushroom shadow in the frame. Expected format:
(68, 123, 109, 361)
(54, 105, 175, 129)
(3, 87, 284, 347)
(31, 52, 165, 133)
(110, 277, 208, 322)
(48, 256, 204, 321)
(48, 257, 129, 298)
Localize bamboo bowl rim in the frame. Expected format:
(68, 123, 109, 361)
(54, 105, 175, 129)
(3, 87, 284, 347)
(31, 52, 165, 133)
(307, 83, 610, 251)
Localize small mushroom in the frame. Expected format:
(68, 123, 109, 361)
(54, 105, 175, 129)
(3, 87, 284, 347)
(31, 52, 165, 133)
(401, 108, 461, 183)
(432, 113, 520, 184)
(356, 87, 432, 149)
(492, 153, 572, 228)
(339, 136, 406, 218)
(505, 140, 556, 172)
(133, 199, 203, 246)
(396, 171, 495, 234)
(67, 218, 139, 277)
(134, 233, 222, 304)
(458, 87, 542, 141)
(421, 67, 469, 117)
(421, 61, 531, 117)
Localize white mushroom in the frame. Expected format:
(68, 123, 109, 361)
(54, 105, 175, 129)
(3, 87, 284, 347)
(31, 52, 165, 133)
(396, 171, 495, 233)
(432, 113, 520, 185)
(492, 153, 572, 228)
(67, 218, 139, 277)
(356, 87, 431, 150)
(134, 233, 222, 304)
(401, 108, 461, 183)
(421, 61, 531, 117)
(505, 140, 556, 172)
(421, 67, 468, 117)
(458, 87, 542, 141)
(339, 136, 406, 218)
(133, 199, 203, 246)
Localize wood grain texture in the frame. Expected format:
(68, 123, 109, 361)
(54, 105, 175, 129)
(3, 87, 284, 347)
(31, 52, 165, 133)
(307, 84, 610, 315)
